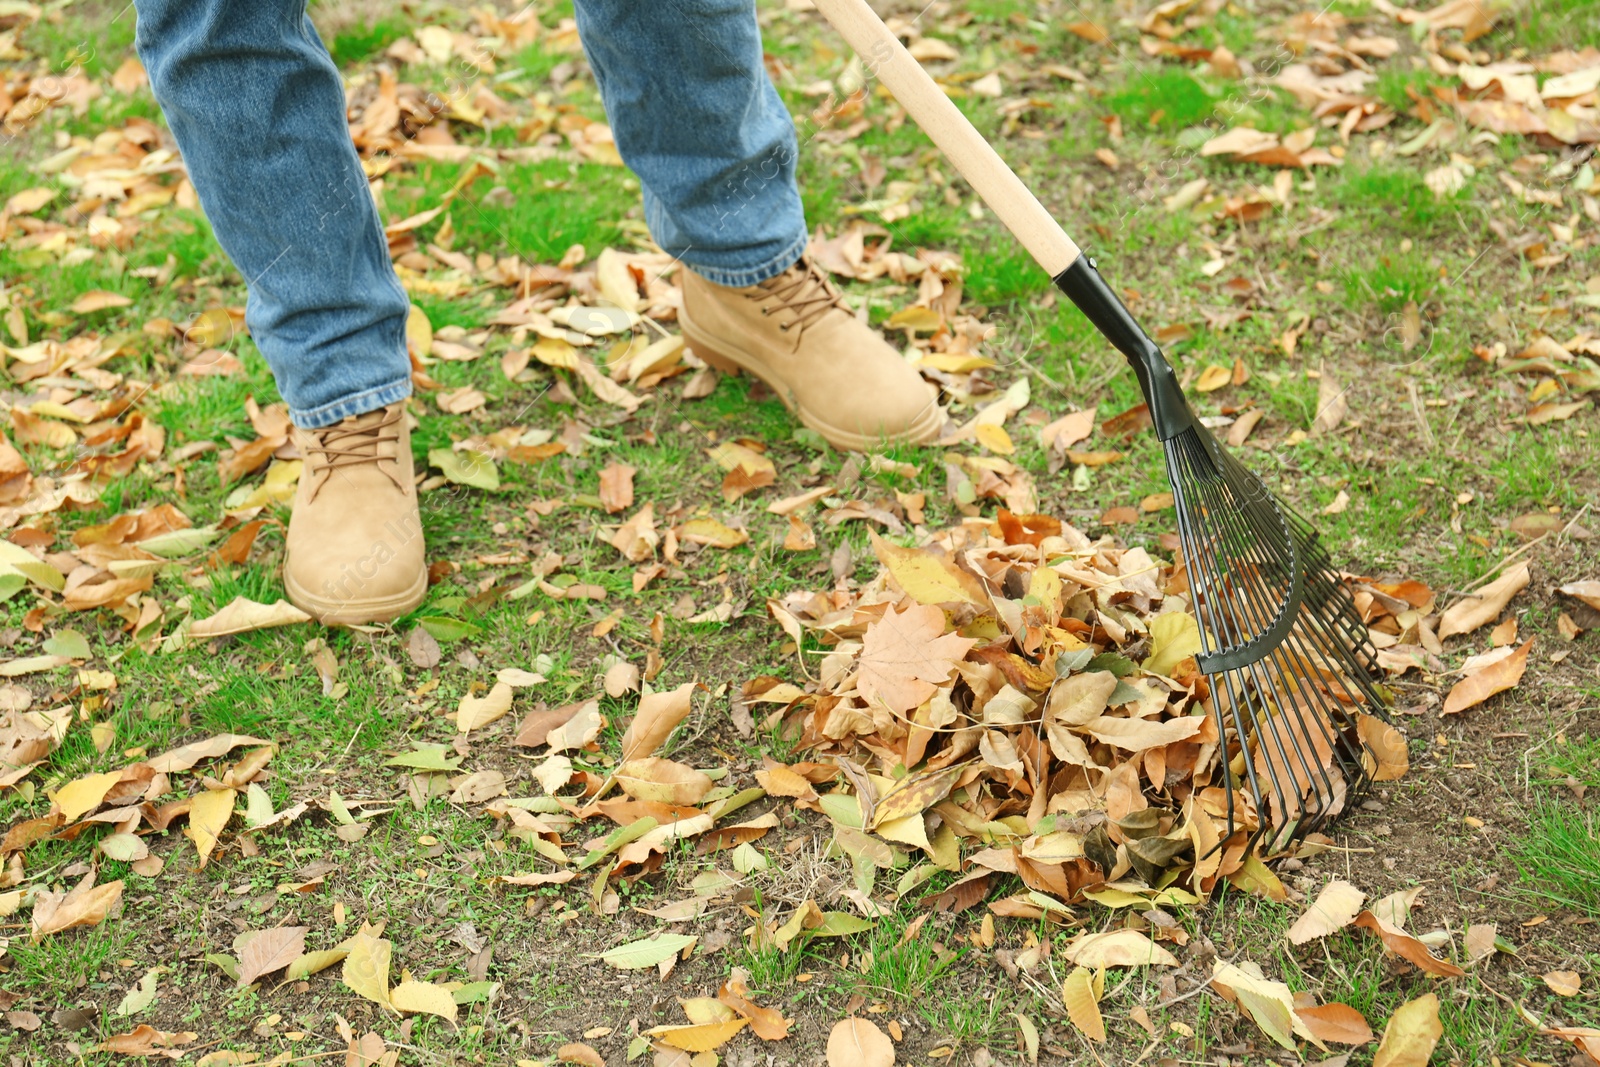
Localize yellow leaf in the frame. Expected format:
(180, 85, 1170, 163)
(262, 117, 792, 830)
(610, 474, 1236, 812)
(868, 531, 989, 609)
(1143, 611, 1202, 676)
(885, 305, 943, 333)
(869, 764, 965, 830)
(1065, 929, 1179, 968)
(679, 997, 739, 1025)
(185, 788, 236, 868)
(645, 1019, 747, 1052)
(51, 770, 124, 822)
(1372, 994, 1442, 1067)
(614, 757, 713, 805)
(1211, 962, 1304, 1051)
(70, 290, 133, 314)
(1195, 364, 1232, 392)
(1061, 966, 1105, 1041)
(531, 337, 577, 369)
(678, 518, 748, 548)
(619, 681, 697, 763)
(341, 932, 392, 1008)
(706, 442, 775, 476)
(457, 681, 514, 733)
(406, 305, 432, 359)
(826, 1017, 894, 1067)
(390, 980, 458, 1022)
(189, 597, 312, 640)
(595, 248, 641, 313)
(1285, 880, 1365, 944)
(974, 422, 1015, 454)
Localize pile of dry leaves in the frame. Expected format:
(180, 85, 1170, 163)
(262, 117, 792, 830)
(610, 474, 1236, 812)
(756, 512, 1414, 918)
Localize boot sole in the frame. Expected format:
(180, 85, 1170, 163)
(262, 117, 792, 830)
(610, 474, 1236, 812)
(284, 565, 428, 627)
(679, 308, 943, 452)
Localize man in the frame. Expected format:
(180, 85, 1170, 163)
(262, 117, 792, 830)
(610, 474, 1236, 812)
(132, 0, 942, 626)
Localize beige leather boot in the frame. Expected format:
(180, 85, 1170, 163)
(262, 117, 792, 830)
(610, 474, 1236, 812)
(283, 403, 427, 626)
(679, 256, 943, 451)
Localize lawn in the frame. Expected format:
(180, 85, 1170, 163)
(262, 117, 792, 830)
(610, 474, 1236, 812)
(0, 0, 1597, 1064)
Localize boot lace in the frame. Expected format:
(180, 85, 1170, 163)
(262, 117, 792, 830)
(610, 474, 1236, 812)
(302, 406, 404, 502)
(752, 257, 847, 335)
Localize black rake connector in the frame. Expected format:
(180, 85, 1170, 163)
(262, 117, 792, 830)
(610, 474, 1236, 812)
(1055, 254, 1394, 854)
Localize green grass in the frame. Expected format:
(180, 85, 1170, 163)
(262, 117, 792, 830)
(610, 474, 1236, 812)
(1516, 0, 1600, 50)
(1374, 66, 1452, 114)
(392, 158, 634, 263)
(1102, 69, 1216, 130)
(1512, 800, 1600, 917)
(323, 14, 412, 67)
(1541, 732, 1600, 788)
(1331, 164, 1465, 232)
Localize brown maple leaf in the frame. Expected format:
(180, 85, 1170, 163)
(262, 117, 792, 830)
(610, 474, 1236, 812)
(856, 602, 976, 714)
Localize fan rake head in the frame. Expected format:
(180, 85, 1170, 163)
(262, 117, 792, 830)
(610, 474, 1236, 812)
(1165, 422, 1392, 853)
(1053, 253, 1393, 853)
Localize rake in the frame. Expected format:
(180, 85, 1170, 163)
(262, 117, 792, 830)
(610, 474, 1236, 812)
(813, 0, 1395, 852)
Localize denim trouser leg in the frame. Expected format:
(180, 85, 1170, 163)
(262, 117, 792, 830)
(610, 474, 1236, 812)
(133, 0, 412, 429)
(573, 0, 810, 288)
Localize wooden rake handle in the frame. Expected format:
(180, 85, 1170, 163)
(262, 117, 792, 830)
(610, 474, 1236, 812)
(810, 0, 1082, 276)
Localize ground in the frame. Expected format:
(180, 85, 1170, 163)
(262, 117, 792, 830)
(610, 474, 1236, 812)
(0, 0, 1597, 1064)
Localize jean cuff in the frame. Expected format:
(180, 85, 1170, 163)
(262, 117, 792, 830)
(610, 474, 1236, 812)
(678, 227, 810, 289)
(290, 375, 413, 429)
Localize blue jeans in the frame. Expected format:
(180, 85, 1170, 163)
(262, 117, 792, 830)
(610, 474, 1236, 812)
(133, 0, 808, 428)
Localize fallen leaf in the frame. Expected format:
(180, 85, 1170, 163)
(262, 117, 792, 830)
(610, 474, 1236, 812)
(868, 531, 990, 609)
(1353, 912, 1465, 977)
(620, 681, 697, 763)
(51, 770, 124, 822)
(31, 874, 123, 942)
(678, 517, 749, 548)
(645, 1019, 748, 1052)
(1438, 563, 1530, 639)
(598, 463, 635, 514)
(341, 932, 393, 1008)
(546, 699, 604, 753)
(1195, 364, 1233, 392)
(1295, 1002, 1374, 1046)
(1311, 366, 1348, 436)
(1066, 929, 1179, 968)
(94, 1025, 198, 1057)
(457, 681, 514, 732)
(189, 598, 311, 639)
(1286, 880, 1365, 944)
(236, 926, 307, 988)
(718, 972, 793, 1040)
(429, 448, 499, 491)
(615, 757, 713, 806)
(1543, 970, 1581, 997)
(185, 787, 236, 867)
(1558, 581, 1600, 612)
(827, 1017, 895, 1067)
(71, 290, 133, 315)
(856, 603, 977, 715)
(1212, 962, 1302, 1051)
(1061, 966, 1105, 1042)
(115, 967, 161, 1016)
(390, 980, 459, 1022)
(1443, 637, 1533, 715)
(1372, 994, 1442, 1067)
(595, 933, 696, 970)
(513, 699, 591, 749)
(557, 1042, 605, 1067)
